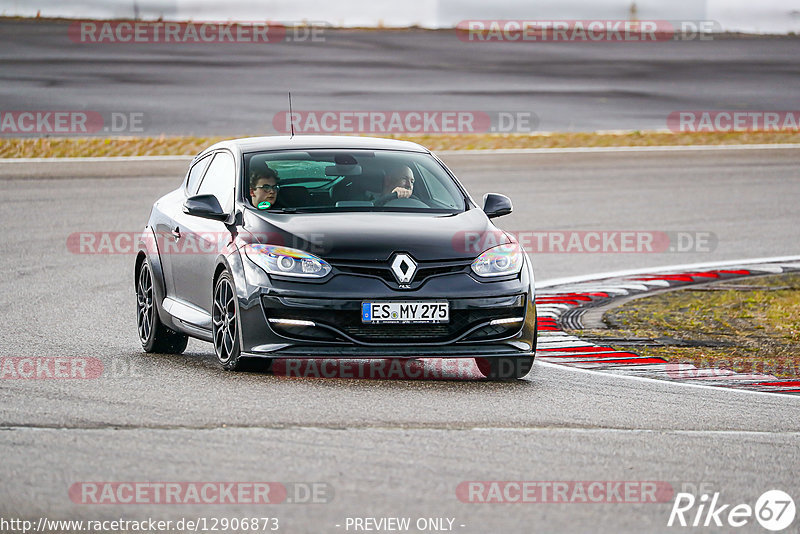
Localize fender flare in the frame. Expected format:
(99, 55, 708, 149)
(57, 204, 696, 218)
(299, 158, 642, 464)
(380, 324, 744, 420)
(135, 226, 173, 327)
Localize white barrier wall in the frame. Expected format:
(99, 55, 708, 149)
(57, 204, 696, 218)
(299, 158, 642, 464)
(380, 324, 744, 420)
(2, 0, 798, 33)
(707, 0, 800, 34)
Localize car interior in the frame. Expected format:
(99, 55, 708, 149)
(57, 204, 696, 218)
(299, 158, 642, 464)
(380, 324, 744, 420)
(244, 152, 458, 211)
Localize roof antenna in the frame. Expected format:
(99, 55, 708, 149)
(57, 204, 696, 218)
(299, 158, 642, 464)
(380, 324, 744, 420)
(288, 91, 295, 138)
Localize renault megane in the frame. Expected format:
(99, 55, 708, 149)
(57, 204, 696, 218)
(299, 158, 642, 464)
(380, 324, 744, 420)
(134, 136, 537, 379)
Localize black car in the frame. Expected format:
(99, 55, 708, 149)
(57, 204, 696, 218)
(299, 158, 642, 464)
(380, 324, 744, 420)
(135, 136, 537, 379)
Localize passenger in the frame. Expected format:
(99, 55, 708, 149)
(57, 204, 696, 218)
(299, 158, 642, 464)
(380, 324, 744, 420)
(250, 166, 280, 210)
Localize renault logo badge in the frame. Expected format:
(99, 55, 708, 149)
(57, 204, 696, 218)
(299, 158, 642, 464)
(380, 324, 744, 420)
(390, 253, 417, 284)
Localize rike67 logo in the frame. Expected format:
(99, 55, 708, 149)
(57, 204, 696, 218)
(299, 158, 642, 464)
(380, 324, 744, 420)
(668, 489, 795, 531)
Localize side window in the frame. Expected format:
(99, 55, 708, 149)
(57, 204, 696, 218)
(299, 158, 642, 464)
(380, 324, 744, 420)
(197, 152, 236, 214)
(185, 154, 211, 195)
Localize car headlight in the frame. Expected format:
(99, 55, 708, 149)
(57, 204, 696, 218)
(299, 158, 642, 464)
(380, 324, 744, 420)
(471, 243, 523, 278)
(243, 244, 331, 278)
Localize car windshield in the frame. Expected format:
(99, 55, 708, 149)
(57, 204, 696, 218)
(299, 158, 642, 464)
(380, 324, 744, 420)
(243, 149, 467, 213)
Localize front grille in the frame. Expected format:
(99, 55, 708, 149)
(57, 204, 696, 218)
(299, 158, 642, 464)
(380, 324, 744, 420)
(331, 259, 470, 288)
(340, 323, 453, 340)
(263, 299, 525, 344)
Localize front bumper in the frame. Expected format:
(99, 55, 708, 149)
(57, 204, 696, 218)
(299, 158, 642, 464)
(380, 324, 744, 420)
(234, 249, 537, 358)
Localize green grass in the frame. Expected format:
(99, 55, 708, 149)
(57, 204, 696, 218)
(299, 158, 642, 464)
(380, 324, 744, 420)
(569, 273, 800, 379)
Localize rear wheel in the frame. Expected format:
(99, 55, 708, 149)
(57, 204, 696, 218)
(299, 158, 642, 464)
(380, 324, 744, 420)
(136, 258, 188, 354)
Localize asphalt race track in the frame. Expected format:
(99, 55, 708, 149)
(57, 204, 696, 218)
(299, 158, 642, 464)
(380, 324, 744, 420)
(1, 19, 799, 133)
(1, 148, 799, 533)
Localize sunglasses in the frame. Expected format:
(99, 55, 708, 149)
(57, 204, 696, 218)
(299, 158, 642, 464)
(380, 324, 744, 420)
(253, 184, 280, 191)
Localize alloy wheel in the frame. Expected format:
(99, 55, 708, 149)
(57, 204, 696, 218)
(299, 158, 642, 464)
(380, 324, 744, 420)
(213, 277, 237, 363)
(136, 262, 153, 343)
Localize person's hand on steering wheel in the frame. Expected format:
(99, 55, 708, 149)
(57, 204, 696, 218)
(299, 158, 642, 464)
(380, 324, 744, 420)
(391, 186, 412, 199)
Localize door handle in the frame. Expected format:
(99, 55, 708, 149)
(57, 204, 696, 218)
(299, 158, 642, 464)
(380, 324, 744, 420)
(172, 227, 181, 241)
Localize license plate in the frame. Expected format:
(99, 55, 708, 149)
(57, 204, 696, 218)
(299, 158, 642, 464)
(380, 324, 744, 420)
(361, 301, 449, 323)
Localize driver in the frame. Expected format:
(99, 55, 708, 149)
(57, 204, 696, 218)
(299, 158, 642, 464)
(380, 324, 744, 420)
(383, 164, 414, 199)
(373, 164, 415, 205)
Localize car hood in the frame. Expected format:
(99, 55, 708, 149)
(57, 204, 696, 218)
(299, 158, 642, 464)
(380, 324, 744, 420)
(242, 208, 509, 261)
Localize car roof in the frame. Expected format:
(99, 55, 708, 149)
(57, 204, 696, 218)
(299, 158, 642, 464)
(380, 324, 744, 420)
(199, 135, 431, 158)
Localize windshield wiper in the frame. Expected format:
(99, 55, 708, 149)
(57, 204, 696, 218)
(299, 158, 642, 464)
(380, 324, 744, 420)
(273, 207, 328, 213)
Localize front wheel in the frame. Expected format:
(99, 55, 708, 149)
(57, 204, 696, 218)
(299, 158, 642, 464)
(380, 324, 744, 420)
(212, 271, 244, 370)
(211, 272, 272, 372)
(475, 356, 535, 380)
(136, 258, 188, 354)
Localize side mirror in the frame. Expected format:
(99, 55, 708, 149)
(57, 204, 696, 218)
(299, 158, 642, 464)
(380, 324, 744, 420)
(183, 194, 228, 221)
(482, 193, 513, 219)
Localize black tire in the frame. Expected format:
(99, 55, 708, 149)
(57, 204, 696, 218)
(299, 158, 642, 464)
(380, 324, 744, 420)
(236, 357, 274, 373)
(476, 356, 535, 380)
(212, 271, 246, 371)
(136, 258, 189, 354)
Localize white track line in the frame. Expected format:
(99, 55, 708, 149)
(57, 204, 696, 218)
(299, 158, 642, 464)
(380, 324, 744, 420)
(437, 144, 800, 155)
(534, 361, 797, 398)
(535, 255, 800, 289)
(534, 257, 800, 398)
(0, 155, 193, 163)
